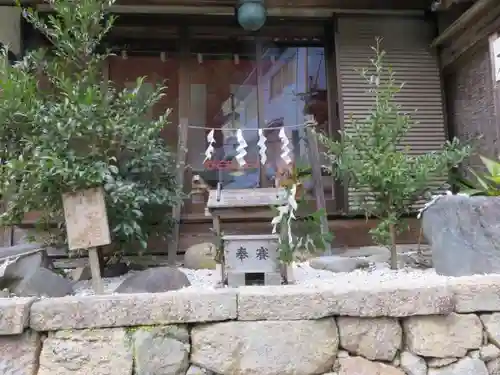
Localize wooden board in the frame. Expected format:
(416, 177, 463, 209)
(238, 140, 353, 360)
(62, 187, 111, 251)
(207, 188, 287, 209)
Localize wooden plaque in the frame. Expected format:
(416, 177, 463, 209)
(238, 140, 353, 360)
(207, 188, 288, 209)
(62, 187, 111, 251)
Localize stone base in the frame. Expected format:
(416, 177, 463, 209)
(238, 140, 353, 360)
(226, 271, 282, 287)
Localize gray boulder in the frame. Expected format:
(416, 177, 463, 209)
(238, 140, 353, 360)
(9, 267, 73, 297)
(115, 267, 191, 294)
(0, 244, 73, 297)
(422, 195, 500, 276)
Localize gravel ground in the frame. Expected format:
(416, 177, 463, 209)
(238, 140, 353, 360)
(72, 260, 448, 296)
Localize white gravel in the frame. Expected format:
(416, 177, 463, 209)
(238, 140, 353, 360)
(72, 261, 450, 296)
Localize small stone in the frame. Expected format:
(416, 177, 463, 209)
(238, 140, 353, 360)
(488, 358, 500, 375)
(427, 358, 458, 367)
(337, 317, 402, 361)
(37, 328, 133, 375)
(400, 351, 427, 375)
(309, 256, 369, 273)
(0, 331, 40, 375)
(468, 350, 480, 359)
(183, 243, 216, 270)
(115, 267, 190, 294)
(338, 356, 405, 375)
(337, 350, 350, 358)
(10, 267, 73, 297)
(133, 326, 189, 375)
(428, 357, 488, 375)
(481, 313, 500, 347)
(481, 344, 500, 361)
(403, 313, 482, 357)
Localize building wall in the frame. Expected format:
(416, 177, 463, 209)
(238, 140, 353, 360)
(445, 41, 499, 169)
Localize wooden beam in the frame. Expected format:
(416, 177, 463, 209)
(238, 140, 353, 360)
(323, 19, 346, 213)
(169, 25, 189, 265)
(440, 5, 500, 67)
(431, 0, 498, 47)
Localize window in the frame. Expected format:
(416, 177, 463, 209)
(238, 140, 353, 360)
(269, 54, 297, 99)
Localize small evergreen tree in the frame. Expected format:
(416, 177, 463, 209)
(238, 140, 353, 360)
(0, 0, 183, 258)
(318, 39, 471, 269)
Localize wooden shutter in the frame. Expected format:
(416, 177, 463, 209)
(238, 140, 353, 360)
(336, 16, 447, 212)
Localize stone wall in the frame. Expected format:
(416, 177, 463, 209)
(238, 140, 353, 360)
(2, 276, 500, 375)
(445, 40, 499, 169)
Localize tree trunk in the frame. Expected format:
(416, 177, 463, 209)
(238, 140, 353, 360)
(389, 223, 398, 270)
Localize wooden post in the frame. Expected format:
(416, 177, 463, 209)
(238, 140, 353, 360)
(62, 187, 111, 295)
(304, 115, 331, 255)
(169, 25, 190, 265)
(87, 247, 104, 294)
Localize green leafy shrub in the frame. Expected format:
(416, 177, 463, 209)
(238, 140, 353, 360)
(457, 155, 500, 196)
(317, 39, 471, 269)
(0, 0, 183, 256)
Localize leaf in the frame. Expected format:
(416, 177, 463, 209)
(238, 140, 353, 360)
(480, 155, 500, 177)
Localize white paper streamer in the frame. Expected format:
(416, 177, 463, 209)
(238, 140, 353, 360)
(203, 129, 215, 163)
(257, 129, 267, 165)
(235, 129, 247, 167)
(279, 127, 292, 165)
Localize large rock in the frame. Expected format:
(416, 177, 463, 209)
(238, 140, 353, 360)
(133, 326, 189, 375)
(183, 243, 216, 270)
(0, 244, 71, 297)
(338, 356, 405, 375)
(115, 267, 190, 294)
(428, 357, 488, 375)
(37, 328, 133, 375)
(422, 195, 500, 276)
(403, 313, 483, 357)
(0, 331, 40, 375)
(10, 267, 73, 297)
(191, 319, 338, 375)
(337, 317, 402, 361)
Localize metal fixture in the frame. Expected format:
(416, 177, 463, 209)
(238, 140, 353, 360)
(236, 0, 267, 31)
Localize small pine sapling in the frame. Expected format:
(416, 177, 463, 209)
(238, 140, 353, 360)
(318, 38, 471, 269)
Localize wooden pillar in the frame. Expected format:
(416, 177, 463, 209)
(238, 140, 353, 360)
(489, 33, 500, 155)
(324, 19, 346, 214)
(169, 25, 190, 264)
